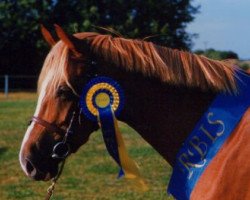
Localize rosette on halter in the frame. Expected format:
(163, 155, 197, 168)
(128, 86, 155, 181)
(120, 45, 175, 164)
(80, 76, 147, 190)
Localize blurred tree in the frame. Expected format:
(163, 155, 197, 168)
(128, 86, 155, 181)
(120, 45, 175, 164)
(195, 49, 239, 60)
(240, 63, 250, 71)
(0, 0, 52, 75)
(0, 0, 199, 75)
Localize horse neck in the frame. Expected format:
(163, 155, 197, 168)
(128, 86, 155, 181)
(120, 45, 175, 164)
(99, 66, 216, 166)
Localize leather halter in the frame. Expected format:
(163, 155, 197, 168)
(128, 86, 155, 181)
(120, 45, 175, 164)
(31, 116, 66, 136)
(31, 109, 80, 159)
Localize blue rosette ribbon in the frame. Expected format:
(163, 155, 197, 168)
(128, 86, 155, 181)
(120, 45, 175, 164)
(80, 76, 147, 190)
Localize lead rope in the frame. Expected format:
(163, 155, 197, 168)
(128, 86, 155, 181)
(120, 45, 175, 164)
(44, 157, 66, 200)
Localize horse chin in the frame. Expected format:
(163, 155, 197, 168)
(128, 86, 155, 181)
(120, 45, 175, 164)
(44, 173, 52, 181)
(43, 168, 58, 181)
(30, 166, 58, 181)
(44, 167, 58, 181)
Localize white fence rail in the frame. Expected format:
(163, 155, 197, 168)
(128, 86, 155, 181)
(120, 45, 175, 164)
(0, 75, 37, 98)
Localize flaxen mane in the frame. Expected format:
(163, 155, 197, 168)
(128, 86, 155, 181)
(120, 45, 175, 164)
(38, 32, 238, 97)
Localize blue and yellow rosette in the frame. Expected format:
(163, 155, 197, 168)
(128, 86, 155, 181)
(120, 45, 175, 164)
(80, 76, 147, 190)
(80, 76, 124, 122)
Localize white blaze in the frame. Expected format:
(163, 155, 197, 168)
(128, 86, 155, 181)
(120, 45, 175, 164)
(19, 79, 48, 175)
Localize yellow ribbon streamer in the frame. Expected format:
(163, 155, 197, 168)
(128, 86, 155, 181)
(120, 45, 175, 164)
(111, 110, 148, 191)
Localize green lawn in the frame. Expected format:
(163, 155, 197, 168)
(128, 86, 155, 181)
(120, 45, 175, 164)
(0, 93, 173, 200)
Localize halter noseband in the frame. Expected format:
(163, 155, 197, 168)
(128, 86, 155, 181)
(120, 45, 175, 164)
(31, 116, 66, 136)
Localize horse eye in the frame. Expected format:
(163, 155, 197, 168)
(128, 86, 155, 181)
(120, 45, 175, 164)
(56, 86, 75, 101)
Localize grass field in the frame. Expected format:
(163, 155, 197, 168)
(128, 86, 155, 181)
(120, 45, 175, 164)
(0, 93, 173, 200)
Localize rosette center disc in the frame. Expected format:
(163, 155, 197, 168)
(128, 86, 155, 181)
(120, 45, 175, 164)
(95, 92, 110, 108)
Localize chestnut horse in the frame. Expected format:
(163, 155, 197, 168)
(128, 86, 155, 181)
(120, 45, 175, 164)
(19, 25, 250, 199)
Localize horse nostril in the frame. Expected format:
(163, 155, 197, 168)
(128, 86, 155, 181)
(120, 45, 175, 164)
(25, 159, 37, 176)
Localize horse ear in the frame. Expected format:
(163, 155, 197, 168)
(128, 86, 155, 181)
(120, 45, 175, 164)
(41, 24, 57, 46)
(54, 24, 88, 57)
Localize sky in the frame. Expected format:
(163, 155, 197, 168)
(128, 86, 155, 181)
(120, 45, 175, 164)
(187, 0, 250, 60)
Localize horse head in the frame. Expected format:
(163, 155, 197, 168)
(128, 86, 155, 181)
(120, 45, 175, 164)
(19, 25, 99, 181)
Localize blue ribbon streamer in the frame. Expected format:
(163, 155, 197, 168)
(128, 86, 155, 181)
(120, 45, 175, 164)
(98, 106, 125, 178)
(168, 71, 250, 200)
